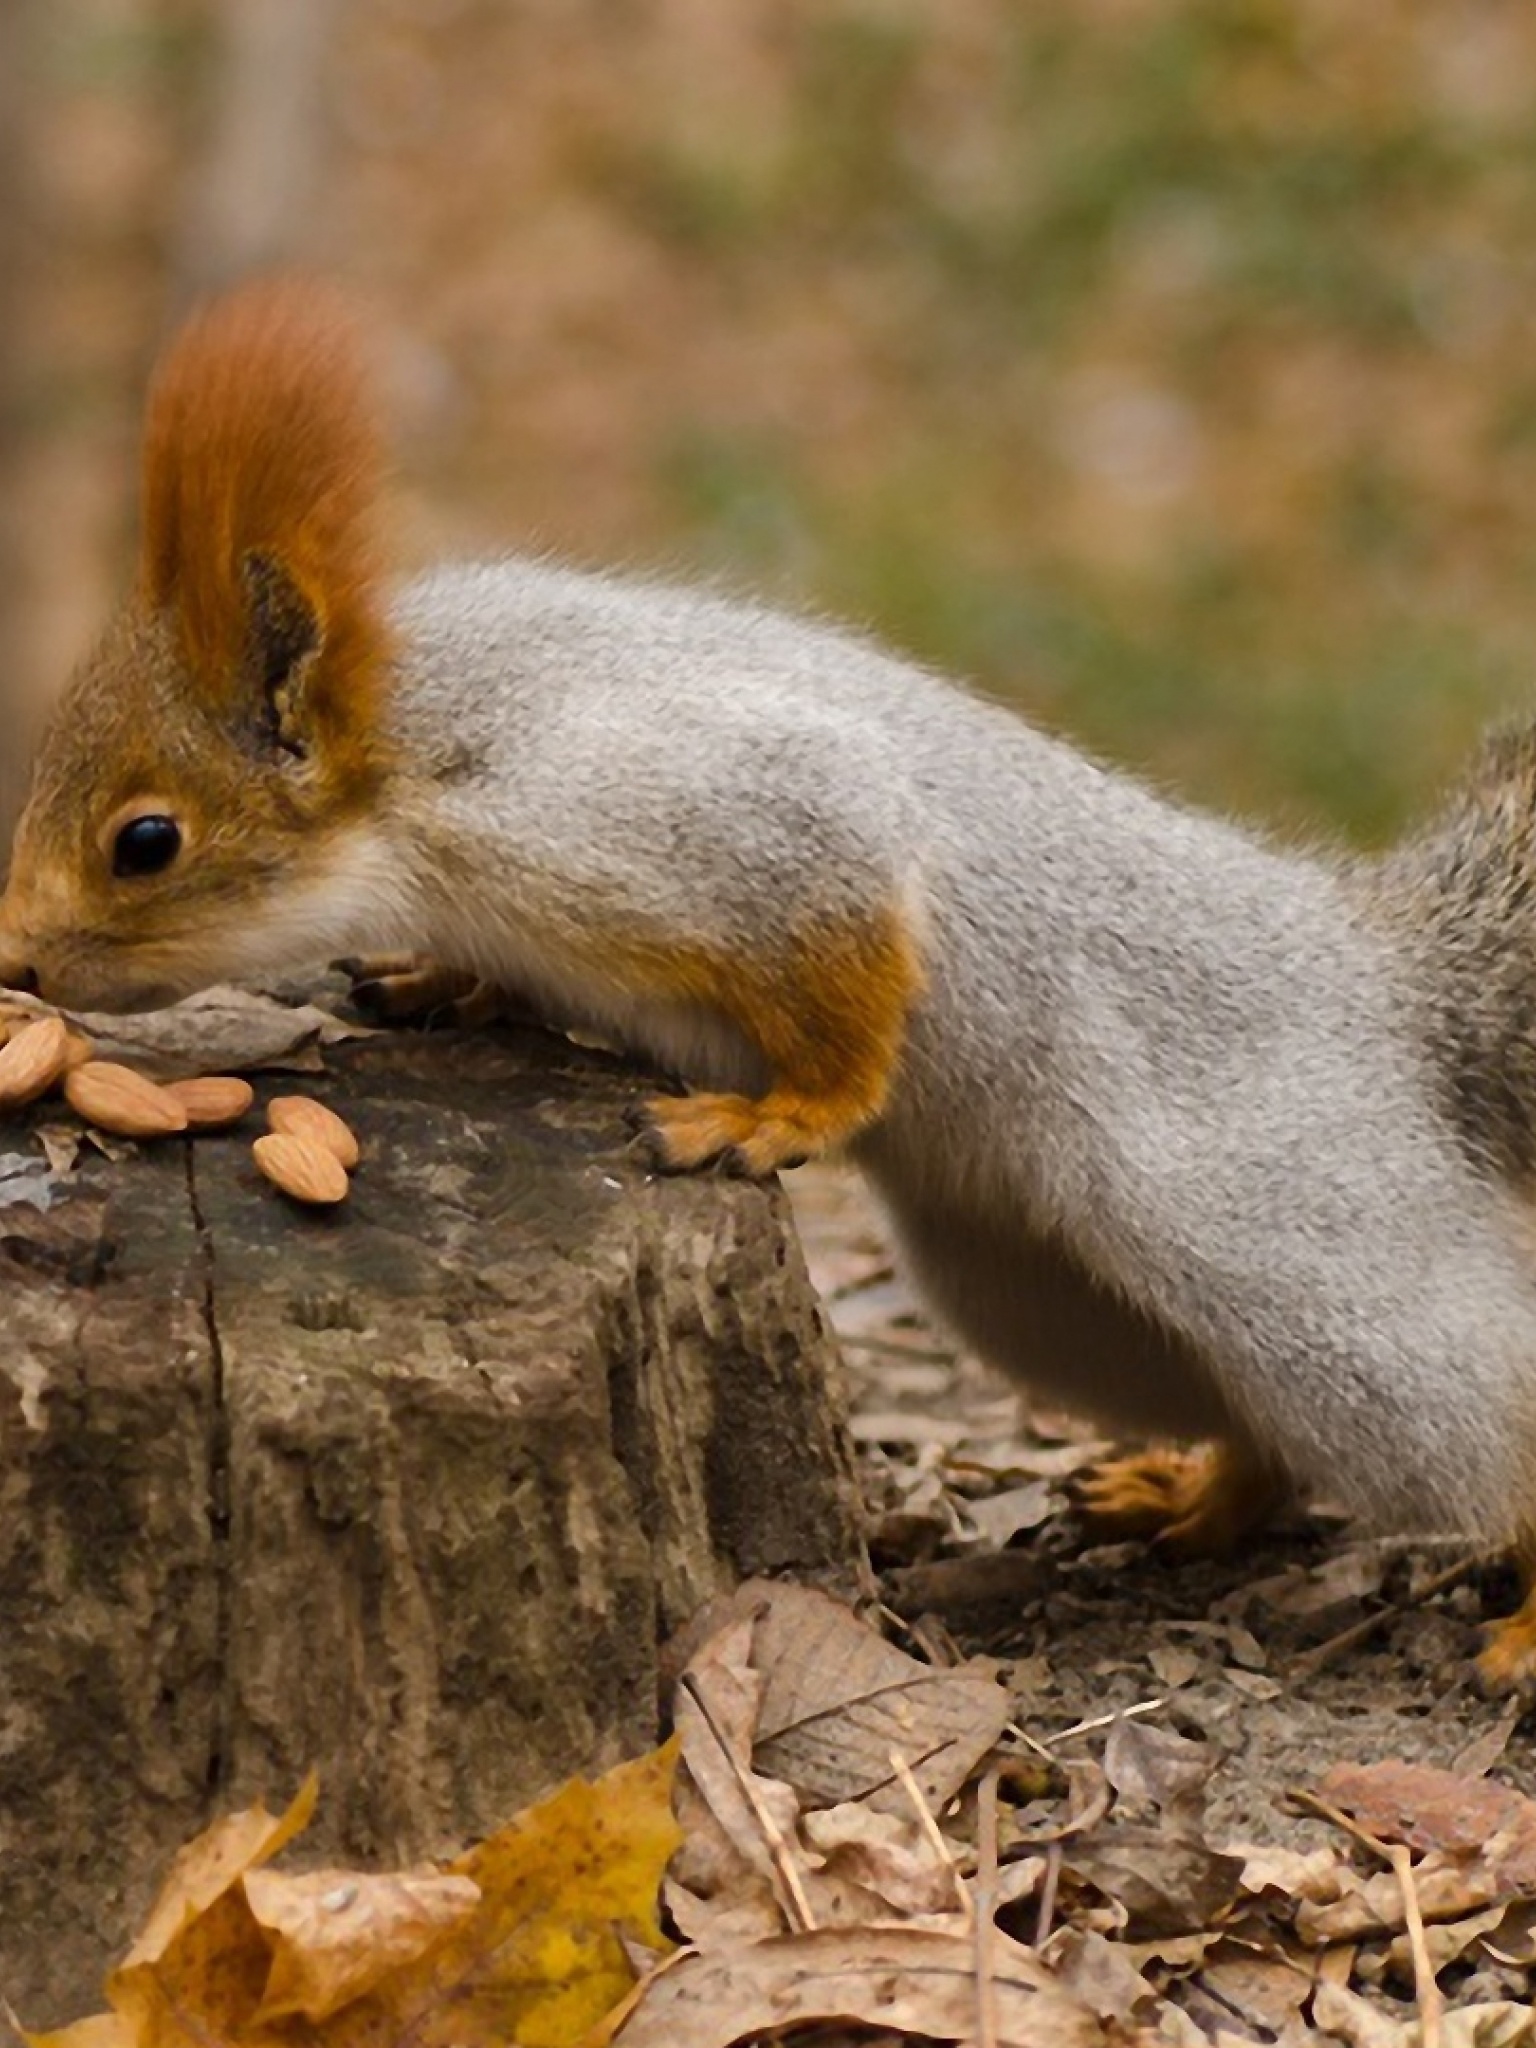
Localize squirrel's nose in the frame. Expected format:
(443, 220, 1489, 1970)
(0, 924, 38, 994)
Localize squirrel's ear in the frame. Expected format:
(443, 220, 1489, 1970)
(242, 549, 323, 756)
(140, 278, 390, 807)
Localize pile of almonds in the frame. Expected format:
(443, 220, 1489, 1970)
(0, 1012, 359, 1208)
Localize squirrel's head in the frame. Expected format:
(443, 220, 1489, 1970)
(0, 280, 395, 1011)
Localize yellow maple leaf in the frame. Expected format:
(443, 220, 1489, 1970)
(301, 1739, 682, 2048)
(28, 1778, 319, 2048)
(28, 1746, 679, 2048)
(246, 1869, 483, 2025)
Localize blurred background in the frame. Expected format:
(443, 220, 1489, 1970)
(4, 0, 1536, 846)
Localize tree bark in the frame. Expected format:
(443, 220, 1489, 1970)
(0, 1026, 864, 2025)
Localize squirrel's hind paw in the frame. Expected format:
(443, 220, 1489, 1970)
(1477, 1596, 1536, 1696)
(1076, 1444, 1285, 1559)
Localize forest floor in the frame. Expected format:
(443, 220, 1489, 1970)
(786, 1161, 1536, 1851)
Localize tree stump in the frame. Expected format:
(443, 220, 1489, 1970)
(0, 1024, 864, 2023)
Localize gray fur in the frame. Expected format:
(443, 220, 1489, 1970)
(377, 559, 1536, 1543)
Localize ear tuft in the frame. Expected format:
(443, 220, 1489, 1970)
(140, 276, 390, 805)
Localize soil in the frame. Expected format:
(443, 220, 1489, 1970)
(786, 1161, 1536, 1856)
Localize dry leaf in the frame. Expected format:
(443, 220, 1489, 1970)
(611, 1924, 1105, 2048)
(1438, 2005, 1536, 2046)
(29, 987, 373, 1078)
(1102, 1719, 1214, 1837)
(1193, 1950, 1314, 2035)
(34, 1125, 82, 1176)
(1297, 1854, 1499, 1946)
(28, 1748, 680, 2048)
(962, 1481, 1054, 1546)
(246, 1869, 482, 2024)
(1320, 1760, 1536, 1893)
(1063, 1824, 1246, 1939)
(741, 1581, 1013, 1812)
(799, 1802, 961, 1919)
(1038, 1924, 1155, 2023)
(669, 1616, 806, 1946)
(1231, 1841, 1345, 1906)
(97, 1775, 320, 2048)
(1310, 1978, 1411, 2047)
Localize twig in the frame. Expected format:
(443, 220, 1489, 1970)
(1287, 1789, 1442, 2048)
(836, 1332, 959, 1365)
(974, 1766, 1000, 2048)
(1042, 1695, 1166, 1746)
(1003, 1716, 1056, 1762)
(1290, 1553, 1484, 1679)
(1286, 1786, 1395, 1862)
(678, 1672, 817, 1934)
(1034, 1840, 1062, 1949)
(1390, 1841, 1443, 2048)
(889, 1747, 973, 1929)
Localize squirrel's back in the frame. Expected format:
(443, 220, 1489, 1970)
(386, 559, 1536, 1543)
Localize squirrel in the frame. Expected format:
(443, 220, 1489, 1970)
(5, 277, 1536, 1689)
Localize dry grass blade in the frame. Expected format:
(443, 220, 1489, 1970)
(888, 1747, 971, 1927)
(1388, 1841, 1443, 2048)
(1044, 1697, 1166, 1746)
(678, 1670, 816, 1934)
(974, 1765, 1000, 2048)
(1290, 1789, 1443, 2048)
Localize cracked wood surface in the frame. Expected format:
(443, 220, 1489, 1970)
(0, 1024, 863, 2023)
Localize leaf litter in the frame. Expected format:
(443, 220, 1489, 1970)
(16, 1578, 1536, 2047)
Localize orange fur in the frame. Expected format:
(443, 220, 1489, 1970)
(613, 908, 924, 1173)
(140, 277, 389, 805)
(1478, 1531, 1536, 1692)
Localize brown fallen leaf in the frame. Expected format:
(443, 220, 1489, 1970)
(1102, 1718, 1214, 1839)
(1230, 1841, 1346, 1907)
(669, 1616, 808, 1946)
(1038, 1924, 1156, 2023)
(743, 1581, 1013, 1812)
(1192, 1948, 1314, 2037)
(1063, 1824, 1246, 1940)
(799, 1801, 964, 1920)
(3, 987, 373, 1079)
(1382, 1900, 1511, 1986)
(1311, 1977, 1413, 2047)
(1320, 1759, 1536, 1894)
(610, 1924, 1106, 2048)
(1297, 1853, 1500, 1946)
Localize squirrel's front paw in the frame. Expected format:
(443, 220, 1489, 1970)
(632, 1091, 813, 1178)
(343, 954, 514, 1029)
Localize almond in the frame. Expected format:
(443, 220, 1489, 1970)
(266, 1095, 360, 1170)
(64, 1061, 190, 1138)
(253, 1131, 349, 1206)
(0, 1016, 71, 1108)
(63, 1030, 97, 1072)
(164, 1076, 255, 1129)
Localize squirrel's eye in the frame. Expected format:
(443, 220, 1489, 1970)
(112, 813, 182, 879)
